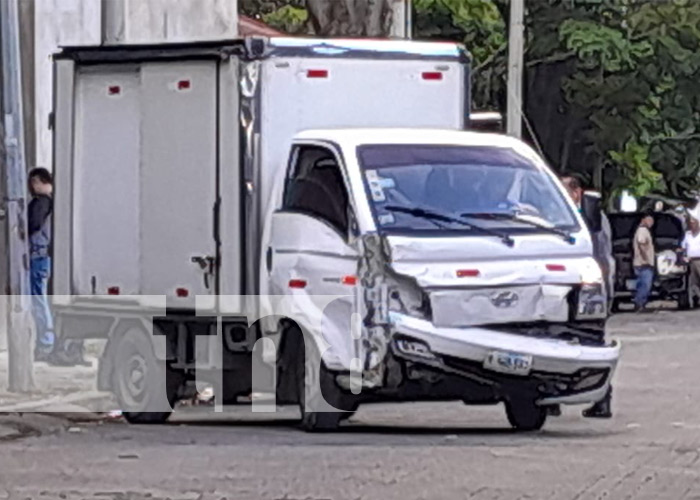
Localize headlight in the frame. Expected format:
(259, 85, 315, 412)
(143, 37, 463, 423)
(580, 258, 603, 285)
(576, 283, 607, 320)
(576, 258, 607, 320)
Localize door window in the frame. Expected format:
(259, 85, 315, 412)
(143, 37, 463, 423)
(283, 145, 352, 238)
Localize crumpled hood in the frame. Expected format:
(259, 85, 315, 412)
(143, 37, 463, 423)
(385, 233, 593, 327)
(386, 232, 592, 288)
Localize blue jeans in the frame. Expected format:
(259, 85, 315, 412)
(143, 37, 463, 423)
(634, 266, 654, 309)
(30, 256, 55, 354)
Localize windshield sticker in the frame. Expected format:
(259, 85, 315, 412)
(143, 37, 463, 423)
(378, 213, 396, 226)
(366, 170, 395, 202)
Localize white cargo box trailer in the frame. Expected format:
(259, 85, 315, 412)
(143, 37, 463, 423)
(51, 38, 474, 425)
(53, 38, 470, 308)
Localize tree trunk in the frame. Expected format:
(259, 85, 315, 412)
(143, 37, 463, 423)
(306, 0, 394, 37)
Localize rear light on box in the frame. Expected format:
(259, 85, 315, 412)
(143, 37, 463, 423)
(422, 72, 444, 81)
(289, 279, 307, 289)
(306, 69, 329, 79)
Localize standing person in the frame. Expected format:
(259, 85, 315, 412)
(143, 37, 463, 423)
(561, 176, 615, 301)
(562, 175, 614, 418)
(633, 213, 656, 312)
(28, 168, 55, 361)
(682, 215, 700, 306)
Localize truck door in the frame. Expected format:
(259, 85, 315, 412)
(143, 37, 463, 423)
(266, 145, 361, 371)
(140, 62, 219, 302)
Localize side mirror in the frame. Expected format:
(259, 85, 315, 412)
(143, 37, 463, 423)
(582, 191, 603, 233)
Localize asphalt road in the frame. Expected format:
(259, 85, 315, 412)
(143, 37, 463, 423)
(1, 309, 699, 500)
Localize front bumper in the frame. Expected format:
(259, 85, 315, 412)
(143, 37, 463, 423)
(389, 312, 620, 405)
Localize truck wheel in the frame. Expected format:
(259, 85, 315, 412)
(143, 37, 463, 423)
(505, 399, 547, 432)
(678, 289, 692, 310)
(112, 327, 183, 425)
(286, 326, 350, 432)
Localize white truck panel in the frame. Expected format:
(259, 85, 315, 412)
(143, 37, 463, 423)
(73, 68, 142, 296)
(69, 61, 219, 304)
(139, 62, 218, 301)
(259, 57, 465, 219)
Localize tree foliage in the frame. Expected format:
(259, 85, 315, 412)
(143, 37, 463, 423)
(241, 0, 700, 202)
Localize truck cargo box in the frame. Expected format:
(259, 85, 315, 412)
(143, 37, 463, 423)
(52, 38, 470, 310)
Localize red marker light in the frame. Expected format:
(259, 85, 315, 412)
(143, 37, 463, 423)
(457, 269, 480, 278)
(108, 86, 121, 96)
(547, 264, 567, 272)
(289, 279, 307, 289)
(422, 72, 444, 81)
(176, 288, 190, 298)
(177, 80, 191, 90)
(307, 69, 329, 79)
(107, 286, 120, 295)
(342, 276, 358, 286)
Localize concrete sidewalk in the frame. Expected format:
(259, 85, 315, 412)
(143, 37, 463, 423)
(0, 349, 116, 413)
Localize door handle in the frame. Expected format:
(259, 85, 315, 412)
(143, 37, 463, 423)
(191, 255, 216, 289)
(266, 247, 273, 273)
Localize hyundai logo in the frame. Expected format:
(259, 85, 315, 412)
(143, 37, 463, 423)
(491, 291, 520, 309)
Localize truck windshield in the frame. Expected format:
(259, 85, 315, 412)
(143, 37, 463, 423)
(358, 144, 579, 235)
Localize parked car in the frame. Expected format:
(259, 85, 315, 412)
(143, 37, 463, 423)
(608, 212, 693, 310)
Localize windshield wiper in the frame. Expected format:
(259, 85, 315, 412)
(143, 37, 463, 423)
(461, 211, 576, 245)
(384, 205, 515, 247)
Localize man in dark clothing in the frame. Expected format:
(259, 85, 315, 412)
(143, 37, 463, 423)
(29, 168, 89, 367)
(28, 168, 55, 360)
(561, 175, 613, 419)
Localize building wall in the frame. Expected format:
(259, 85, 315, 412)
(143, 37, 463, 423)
(34, 0, 238, 169)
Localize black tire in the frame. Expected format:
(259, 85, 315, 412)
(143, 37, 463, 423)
(678, 289, 692, 310)
(505, 399, 547, 432)
(286, 326, 353, 432)
(111, 327, 183, 425)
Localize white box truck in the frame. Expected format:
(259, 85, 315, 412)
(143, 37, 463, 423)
(52, 38, 619, 431)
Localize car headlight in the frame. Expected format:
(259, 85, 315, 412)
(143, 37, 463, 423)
(576, 258, 607, 320)
(576, 283, 607, 320)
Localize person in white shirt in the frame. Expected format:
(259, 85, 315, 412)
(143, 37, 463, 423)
(682, 215, 700, 304)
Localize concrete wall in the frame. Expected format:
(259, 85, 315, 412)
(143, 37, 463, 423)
(34, 0, 238, 170)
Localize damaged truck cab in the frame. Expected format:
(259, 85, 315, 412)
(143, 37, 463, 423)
(264, 129, 620, 431)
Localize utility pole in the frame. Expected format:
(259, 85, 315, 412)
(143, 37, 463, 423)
(1, 0, 34, 392)
(507, 0, 524, 139)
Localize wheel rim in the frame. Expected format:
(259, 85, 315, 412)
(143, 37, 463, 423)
(118, 348, 150, 409)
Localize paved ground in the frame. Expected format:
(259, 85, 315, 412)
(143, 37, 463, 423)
(1, 309, 699, 500)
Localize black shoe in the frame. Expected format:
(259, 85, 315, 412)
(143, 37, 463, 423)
(546, 405, 562, 417)
(34, 350, 53, 363)
(47, 350, 89, 367)
(582, 401, 613, 419)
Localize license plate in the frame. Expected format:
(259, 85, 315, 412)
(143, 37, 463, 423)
(484, 351, 533, 376)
